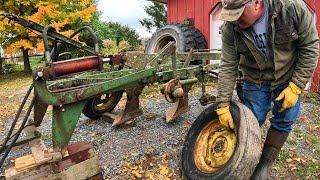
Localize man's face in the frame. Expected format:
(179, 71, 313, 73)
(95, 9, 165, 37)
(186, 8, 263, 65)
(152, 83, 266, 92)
(236, 1, 264, 29)
(236, 5, 258, 29)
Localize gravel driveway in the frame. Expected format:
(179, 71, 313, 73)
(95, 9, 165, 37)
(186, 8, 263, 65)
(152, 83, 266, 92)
(0, 84, 218, 179)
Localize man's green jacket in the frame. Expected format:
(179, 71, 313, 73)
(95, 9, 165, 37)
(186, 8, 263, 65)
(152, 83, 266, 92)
(217, 0, 319, 102)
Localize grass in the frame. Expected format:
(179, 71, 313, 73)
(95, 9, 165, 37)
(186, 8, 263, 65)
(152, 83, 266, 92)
(2, 56, 45, 74)
(287, 137, 298, 146)
(304, 134, 320, 145)
(293, 160, 319, 179)
(277, 151, 290, 163)
(303, 92, 320, 105)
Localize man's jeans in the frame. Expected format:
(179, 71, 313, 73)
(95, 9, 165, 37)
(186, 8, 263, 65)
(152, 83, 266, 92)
(242, 81, 301, 133)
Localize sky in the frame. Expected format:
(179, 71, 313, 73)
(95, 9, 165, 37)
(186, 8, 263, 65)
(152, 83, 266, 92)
(97, 0, 154, 38)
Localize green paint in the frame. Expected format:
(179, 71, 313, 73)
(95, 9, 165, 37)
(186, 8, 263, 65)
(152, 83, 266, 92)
(52, 100, 87, 149)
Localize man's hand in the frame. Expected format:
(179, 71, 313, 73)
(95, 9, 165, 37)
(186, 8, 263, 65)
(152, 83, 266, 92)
(275, 82, 302, 112)
(215, 104, 235, 129)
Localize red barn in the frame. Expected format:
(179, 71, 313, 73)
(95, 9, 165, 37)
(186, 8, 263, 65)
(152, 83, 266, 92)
(150, 0, 320, 92)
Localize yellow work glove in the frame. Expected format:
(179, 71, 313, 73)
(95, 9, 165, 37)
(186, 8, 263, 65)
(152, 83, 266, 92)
(275, 82, 302, 112)
(215, 105, 235, 129)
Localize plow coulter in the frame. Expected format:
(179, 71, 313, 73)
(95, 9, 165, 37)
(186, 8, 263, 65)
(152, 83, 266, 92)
(0, 14, 261, 180)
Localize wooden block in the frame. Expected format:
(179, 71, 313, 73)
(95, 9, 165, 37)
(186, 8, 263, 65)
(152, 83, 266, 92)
(53, 149, 95, 172)
(6, 142, 101, 180)
(29, 138, 48, 163)
(6, 162, 53, 180)
(86, 172, 103, 180)
(42, 155, 102, 180)
(14, 154, 36, 171)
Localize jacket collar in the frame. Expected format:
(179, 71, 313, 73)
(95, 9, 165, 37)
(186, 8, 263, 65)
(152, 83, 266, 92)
(268, 0, 283, 17)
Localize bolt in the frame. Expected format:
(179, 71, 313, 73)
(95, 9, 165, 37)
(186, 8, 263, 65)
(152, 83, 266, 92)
(37, 71, 43, 77)
(59, 97, 65, 103)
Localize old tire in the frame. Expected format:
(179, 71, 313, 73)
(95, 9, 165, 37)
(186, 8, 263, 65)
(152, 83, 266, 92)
(236, 81, 244, 103)
(145, 23, 207, 54)
(82, 91, 123, 120)
(182, 102, 261, 180)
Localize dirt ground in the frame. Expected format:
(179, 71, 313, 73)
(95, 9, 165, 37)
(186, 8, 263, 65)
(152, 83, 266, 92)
(0, 72, 319, 179)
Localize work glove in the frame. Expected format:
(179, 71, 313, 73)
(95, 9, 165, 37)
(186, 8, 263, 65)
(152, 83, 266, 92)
(215, 102, 235, 129)
(275, 82, 302, 112)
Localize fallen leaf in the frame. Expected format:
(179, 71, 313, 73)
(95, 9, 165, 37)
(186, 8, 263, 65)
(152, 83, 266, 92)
(131, 152, 139, 156)
(88, 133, 96, 137)
(134, 171, 142, 178)
(300, 158, 307, 166)
(160, 165, 168, 175)
(289, 147, 296, 151)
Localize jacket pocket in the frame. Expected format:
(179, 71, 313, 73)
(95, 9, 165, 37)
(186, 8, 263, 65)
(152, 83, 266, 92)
(274, 29, 298, 51)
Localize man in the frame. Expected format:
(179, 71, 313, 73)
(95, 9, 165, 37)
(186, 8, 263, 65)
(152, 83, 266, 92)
(215, 0, 319, 179)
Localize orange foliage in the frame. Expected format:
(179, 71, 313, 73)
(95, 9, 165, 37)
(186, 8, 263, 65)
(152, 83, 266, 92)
(10, 40, 33, 50)
(0, 0, 96, 53)
(36, 41, 45, 54)
(71, 4, 96, 23)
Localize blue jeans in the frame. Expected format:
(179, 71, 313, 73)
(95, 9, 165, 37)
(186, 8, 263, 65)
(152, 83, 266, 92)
(242, 81, 301, 133)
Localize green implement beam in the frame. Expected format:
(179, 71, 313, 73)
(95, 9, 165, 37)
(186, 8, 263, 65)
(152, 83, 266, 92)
(52, 100, 87, 149)
(34, 68, 155, 106)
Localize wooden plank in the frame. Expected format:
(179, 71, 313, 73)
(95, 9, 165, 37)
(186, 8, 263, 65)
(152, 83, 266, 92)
(14, 154, 36, 171)
(43, 155, 102, 180)
(5, 163, 53, 180)
(15, 138, 61, 171)
(6, 142, 99, 180)
(29, 138, 49, 163)
(53, 149, 95, 172)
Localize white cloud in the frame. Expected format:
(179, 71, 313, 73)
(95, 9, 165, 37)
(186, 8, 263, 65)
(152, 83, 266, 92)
(136, 28, 153, 38)
(97, 0, 153, 38)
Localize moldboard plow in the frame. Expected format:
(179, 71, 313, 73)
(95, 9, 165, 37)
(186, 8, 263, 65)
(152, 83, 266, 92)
(0, 13, 231, 179)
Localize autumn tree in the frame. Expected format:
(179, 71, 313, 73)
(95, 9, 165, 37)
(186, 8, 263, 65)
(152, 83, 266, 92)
(139, 2, 167, 33)
(0, 0, 96, 73)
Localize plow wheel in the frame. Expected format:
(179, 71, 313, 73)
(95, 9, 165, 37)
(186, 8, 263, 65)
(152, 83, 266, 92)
(182, 102, 261, 180)
(83, 91, 123, 119)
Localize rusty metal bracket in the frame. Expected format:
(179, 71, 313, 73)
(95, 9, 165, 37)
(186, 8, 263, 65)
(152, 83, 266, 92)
(103, 86, 144, 126)
(183, 48, 194, 68)
(147, 41, 176, 70)
(166, 92, 190, 123)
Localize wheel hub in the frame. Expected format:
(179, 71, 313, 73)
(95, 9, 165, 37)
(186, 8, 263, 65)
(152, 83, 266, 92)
(194, 119, 237, 173)
(93, 92, 120, 112)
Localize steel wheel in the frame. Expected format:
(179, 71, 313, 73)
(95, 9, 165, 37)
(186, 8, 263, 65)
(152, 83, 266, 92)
(182, 102, 261, 180)
(194, 120, 236, 173)
(82, 91, 123, 119)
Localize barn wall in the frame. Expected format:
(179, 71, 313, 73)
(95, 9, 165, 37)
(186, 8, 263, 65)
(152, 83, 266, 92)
(167, 0, 220, 46)
(304, 0, 320, 92)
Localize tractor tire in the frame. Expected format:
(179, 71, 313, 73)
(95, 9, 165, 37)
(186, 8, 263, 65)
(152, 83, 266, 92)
(236, 81, 244, 103)
(82, 91, 123, 120)
(145, 23, 207, 54)
(182, 102, 261, 180)
(190, 27, 208, 50)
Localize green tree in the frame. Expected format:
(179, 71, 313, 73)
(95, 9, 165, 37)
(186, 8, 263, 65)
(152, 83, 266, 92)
(0, 0, 96, 73)
(139, 2, 167, 33)
(83, 11, 142, 52)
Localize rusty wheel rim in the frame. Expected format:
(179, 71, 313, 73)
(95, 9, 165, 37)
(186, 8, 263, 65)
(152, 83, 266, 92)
(93, 92, 120, 112)
(194, 119, 237, 173)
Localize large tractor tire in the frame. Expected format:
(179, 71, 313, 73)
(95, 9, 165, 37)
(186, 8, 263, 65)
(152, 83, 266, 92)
(145, 23, 207, 54)
(82, 91, 123, 119)
(182, 102, 261, 180)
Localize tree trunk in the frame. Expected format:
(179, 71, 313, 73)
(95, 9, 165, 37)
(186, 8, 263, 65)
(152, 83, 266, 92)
(0, 51, 3, 74)
(22, 48, 31, 73)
